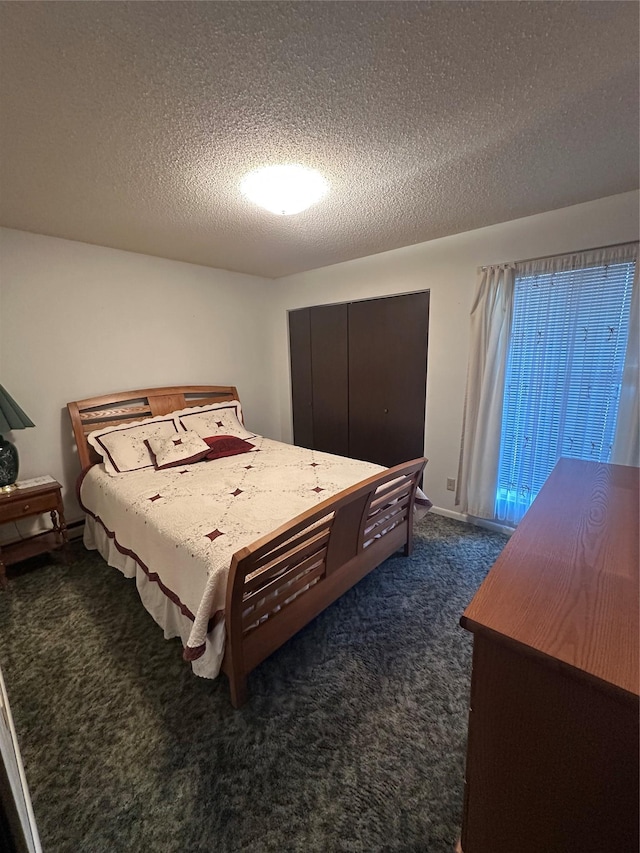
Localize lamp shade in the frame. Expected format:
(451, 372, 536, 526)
(0, 386, 34, 491)
(0, 385, 34, 433)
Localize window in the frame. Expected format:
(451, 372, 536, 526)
(495, 259, 635, 524)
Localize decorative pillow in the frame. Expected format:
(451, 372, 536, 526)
(88, 415, 180, 476)
(204, 435, 255, 460)
(146, 431, 211, 469)
(175, 401, 256, 441)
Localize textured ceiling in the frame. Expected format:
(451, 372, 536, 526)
(0, 1, 638, 278)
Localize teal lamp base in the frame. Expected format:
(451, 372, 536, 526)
(0, 435, 19, 493)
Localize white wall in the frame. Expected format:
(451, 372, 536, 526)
(2, 191, 638, 533)
(0, 229, 276, 529)
(269, 191, 640, 515)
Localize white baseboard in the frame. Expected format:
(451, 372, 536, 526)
(427, 506, 468, 522)
(428, 505, 514, 537)
(66, 519, 85, 540)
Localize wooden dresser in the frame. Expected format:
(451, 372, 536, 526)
(460, 459, 639, 853)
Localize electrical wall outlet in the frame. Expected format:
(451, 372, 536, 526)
(446, 477, 456, 491)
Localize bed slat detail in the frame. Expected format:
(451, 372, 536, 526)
(361, 491, 413, 549)
(365, 512, 408, 540)
(243, 564, 324, 631)
(182, 395, 234, 408)
(369, 480, 413, 512)
(243, 528, 331, 594)
(243, 564, 326, 629)
(367, 494, 411, 524)
(365, 501, 410, 531)
(79, 405, 153, 421)
(363, 519, 406, 548)
(243, 547, 328, 610)
(246, 520, 332, 571)
(80, 418, 154, 436)
(242, 514, 335, 568)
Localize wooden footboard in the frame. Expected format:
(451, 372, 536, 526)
(222, 457, 427, 707)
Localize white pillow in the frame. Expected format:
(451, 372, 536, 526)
(174, 400, 256, 441)
(87, 415, 180, 475)
(146, 431, 210, 469)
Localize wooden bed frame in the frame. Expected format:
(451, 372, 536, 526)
(68, 385, 427, 707)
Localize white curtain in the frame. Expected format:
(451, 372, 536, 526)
(612, 259, 639, 466)
(456, 264, 514, 519)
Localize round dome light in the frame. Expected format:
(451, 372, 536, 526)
(240, 164, 329, 216)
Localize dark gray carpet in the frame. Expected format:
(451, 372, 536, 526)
(0, 513, 507, 853)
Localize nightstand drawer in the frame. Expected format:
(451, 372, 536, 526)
(0, 492, 58, 524)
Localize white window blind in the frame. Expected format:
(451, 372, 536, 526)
(496, 258, 635, 525)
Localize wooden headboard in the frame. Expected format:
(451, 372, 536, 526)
(67, 384, 240, 470)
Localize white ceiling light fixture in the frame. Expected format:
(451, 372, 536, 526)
(240, 164, 329, 216)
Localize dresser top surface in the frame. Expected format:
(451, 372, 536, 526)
(462, 459, 639, 698)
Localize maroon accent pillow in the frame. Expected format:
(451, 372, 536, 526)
(204, 435, 255, 460)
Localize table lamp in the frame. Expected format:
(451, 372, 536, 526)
(0, 385, 35, 493)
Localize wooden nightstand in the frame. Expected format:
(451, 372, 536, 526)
(0, 480, 68, 588)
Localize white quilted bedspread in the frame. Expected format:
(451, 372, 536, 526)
(80, 437, 389, 660)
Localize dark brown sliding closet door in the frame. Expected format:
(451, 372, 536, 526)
(348, 292, 429, 468)
(289, 291, 429, 467)
(289, 308, 314, 449)
(309, 304, 349, 456)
